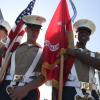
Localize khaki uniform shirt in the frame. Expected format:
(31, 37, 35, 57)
(75, 49, 100, 83)
(13, 43, 42, 75)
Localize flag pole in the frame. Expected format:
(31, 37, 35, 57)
(58, 0, 75, 99)
(58, 54, 64, 100)
(58, 0, 66, 99)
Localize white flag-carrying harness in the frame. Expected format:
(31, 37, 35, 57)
(71, 64, 84, 98)
(7, 47, 43, 86)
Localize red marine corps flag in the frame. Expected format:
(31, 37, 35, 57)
(42, 0, 77, 99)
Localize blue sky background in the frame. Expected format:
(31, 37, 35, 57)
(0, 0, 100, 52)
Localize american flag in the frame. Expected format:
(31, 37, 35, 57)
(15, 0, 36, 25)
(5, 0, 36, 55)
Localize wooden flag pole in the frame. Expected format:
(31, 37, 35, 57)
(57, 0, 75, 99)
(58, 54, 64, 100)
(58, 32, 74, 100)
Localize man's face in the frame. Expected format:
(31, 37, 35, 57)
(0, 29, 7, 48)
(26, 26, 40, 43)
(78, 30, 90, 44)
(0, 29, 7, 40)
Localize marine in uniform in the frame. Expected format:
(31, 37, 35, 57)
(0, 20, 11, 66)
(62, 19, 100, 100)
(0, 15, 46, 100)
(0, 19, 11, 47)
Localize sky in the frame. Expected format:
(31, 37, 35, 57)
(0, 0, 100, 52)
(0, 0, 100, 99)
